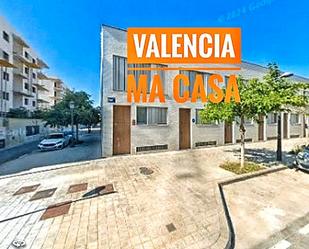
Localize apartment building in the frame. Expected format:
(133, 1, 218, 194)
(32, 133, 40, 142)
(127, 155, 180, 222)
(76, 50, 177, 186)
(36, 75, 67, 109)
(100, 25, 309, 157)
(0, 16, 66, 113)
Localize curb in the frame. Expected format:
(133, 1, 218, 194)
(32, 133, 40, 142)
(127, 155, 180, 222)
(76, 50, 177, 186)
(218, 165, 288, 249)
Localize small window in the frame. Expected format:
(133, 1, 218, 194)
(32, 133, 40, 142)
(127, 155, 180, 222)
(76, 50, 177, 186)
(24, 83, 29, 90)
(267, 113, 278, 124)
(136, 106, 167, 125)
(290, 114, 300, 125)
(3, 92, 9, 100)
(113, 55, 128, 91)
(137, 107, 147, 124)
(32, 101, 36, 107)
(54, 91, 57, 97)
(32, 58, 36, 64)
(24, 51, 29, 59)
(32, 72, 36, 79)
(32, 86, 36, 93)
(24, 98, 29, 105)
(25, 67, 29, 74)
(2, 31, 9, 42)
(54, 82, 57, 87)
(2, 51, 9, 61)
(3, 72, 9, 81)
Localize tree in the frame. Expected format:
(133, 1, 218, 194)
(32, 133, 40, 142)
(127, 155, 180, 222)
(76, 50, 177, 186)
(42, 90, 98, 141)
(200, 64, 309, 168)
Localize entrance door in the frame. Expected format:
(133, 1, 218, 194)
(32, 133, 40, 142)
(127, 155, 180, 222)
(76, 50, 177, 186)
(283, 113, 288, 139)
(224, 122, 233, 144)
(179, 108, 191, 150)
(113, 105, 131, 155)
(258, 115, 264, 141)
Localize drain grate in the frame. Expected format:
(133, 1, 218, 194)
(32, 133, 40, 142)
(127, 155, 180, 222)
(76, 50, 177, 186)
(29, 188, 57, 201)
(67, 183, 88, 194)
(40, 201, 72, 220)
(13, 184, 40, 196)
(11, 239, 26, 248)
(166, 223, 177, 233)
(139, 167, 154, 175)
(82, 184, 115, 198)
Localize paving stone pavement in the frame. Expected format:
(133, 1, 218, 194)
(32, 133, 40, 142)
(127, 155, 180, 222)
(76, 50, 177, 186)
(0, 138, 306, 249)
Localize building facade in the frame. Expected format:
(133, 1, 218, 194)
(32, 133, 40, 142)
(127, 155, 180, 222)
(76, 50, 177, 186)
(100, 25, 309, 157)
(0, 16, 66, 114)
(0, 16, 67, 149)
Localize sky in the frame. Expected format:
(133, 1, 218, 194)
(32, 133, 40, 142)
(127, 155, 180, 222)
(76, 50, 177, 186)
(0, 0, 308, 105)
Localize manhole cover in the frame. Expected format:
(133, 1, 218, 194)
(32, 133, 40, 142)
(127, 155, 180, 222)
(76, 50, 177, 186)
(11, 239, 26, 248)
(139, 167, 154, 175)
(29, 188, 57, 201)
(13, 184, 40, 196)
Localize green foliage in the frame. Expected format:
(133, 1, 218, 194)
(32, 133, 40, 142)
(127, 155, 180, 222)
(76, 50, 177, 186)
(42, 90, 100, 127)
(7, 107, 29, 118)
(220, 161, 265, 174)
(200, 63, 309, 124)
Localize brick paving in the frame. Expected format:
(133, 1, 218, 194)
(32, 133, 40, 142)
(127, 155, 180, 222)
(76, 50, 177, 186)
(0, 138, 306, 249)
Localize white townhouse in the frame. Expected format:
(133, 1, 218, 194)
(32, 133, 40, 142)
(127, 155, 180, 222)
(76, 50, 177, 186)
(100, 25, 309, 157)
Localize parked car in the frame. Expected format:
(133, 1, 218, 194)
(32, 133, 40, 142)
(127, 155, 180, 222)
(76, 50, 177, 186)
(63, 131, 74, 143)
(38, 133, 70, 151)
(294, 146, 309, 171)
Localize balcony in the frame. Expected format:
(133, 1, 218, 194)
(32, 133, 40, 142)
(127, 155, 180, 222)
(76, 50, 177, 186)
(13, 90, 34, 98)
(33, 83, 49, 92)
(12, 34, 29, 48)
(13, 67, 28, 79)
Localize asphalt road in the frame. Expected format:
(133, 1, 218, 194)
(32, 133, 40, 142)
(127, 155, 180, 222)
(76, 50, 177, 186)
(0, 131, 101, 176)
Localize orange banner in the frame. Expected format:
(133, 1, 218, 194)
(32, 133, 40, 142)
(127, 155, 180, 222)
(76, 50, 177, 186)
(127, 28, 241, 64)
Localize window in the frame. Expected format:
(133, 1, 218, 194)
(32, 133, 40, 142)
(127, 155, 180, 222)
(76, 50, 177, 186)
(32, 101, 36, 107)
(32, 58, 36, 64)
(2, 51, 9, 61)
(3, 72, 9, 81)
(113, 55, 127, 91)
(136, 106, 167, 125)
(152, 64, 167, 94)
(137, 107, 147, 124)
(32, 87, 36, 93)
(24, 51, 29, 59)
(113, 55, 167, 93)
(267, 113, 278, 124)
(290, 114, 300, 125)
(32, 72, 36, 79)
(54, 91, 57, 97)
(54, 82, 57, 87)
(25, 67, 29, 74)
(2, 92, 9, 100)
(24, 83, 29, 90)
(2, 31, 9, 42)
(179, 70, 209, 97)
(24, 98, 29, 105)
(128, 63, 152, 92)
(196, 109, 217, 125)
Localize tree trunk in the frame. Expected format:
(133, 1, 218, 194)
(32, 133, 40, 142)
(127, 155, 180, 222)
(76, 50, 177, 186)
(240, 116, 246, 169)
(75, 123, 79, 142)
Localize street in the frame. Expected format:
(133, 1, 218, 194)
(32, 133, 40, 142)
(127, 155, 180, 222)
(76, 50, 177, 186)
(0, 130, 101, 176)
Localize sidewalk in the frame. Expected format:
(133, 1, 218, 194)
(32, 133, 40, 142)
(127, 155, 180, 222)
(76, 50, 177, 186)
(0, 138, 306, 249)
